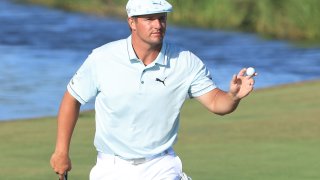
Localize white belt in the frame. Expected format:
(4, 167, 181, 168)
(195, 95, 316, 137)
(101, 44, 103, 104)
(98, 148, 173, 165)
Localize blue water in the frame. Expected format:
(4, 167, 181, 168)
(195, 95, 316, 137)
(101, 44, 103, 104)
(1, 0, 320, 121)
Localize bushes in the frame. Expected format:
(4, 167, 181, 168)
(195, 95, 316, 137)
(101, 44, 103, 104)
(254, 0, 320, 41)
(18, 0, 320, 42)
(168, 0, 320, 41)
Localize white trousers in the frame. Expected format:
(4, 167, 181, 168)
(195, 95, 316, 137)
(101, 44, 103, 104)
(89, 149, 185, 180)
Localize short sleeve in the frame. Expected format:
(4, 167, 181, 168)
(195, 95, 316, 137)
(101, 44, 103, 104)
(188, 54, 216, 98)
(67, 55, 98, 104)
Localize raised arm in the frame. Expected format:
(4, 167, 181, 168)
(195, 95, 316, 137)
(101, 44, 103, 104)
(50, 91, 81, 179)
(196, 68, 256, 115)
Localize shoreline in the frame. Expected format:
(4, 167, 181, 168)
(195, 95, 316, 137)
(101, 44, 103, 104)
(1, 79, 319, 122)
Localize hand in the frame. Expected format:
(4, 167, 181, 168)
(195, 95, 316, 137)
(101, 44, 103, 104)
(50, 152, 71, 179)
(229, 68, 257, 100)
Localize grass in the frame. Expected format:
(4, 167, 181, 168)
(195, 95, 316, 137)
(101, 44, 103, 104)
(0, 80, 320, 179)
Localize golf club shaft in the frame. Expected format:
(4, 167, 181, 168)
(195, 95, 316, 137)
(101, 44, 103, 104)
(58, 172, 67, 180)
(64, 172, 68, 180)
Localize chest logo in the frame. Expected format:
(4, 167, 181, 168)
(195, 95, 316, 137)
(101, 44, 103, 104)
(156, 77, 167, 86)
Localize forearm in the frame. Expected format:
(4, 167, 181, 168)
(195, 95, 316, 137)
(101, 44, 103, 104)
(196, 88, 241, 116)
(212, 90, 240, 115)
(54, 91, 81, 155)
(51, 91, 80, 176)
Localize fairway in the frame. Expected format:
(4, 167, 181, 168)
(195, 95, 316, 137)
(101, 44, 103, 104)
(0, 80, 319, 180)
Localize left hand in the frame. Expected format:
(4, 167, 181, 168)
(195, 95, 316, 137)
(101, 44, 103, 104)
(229, 68, 257, 100)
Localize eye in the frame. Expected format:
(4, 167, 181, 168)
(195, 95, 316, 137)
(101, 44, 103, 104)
(160, 17, 166, 22)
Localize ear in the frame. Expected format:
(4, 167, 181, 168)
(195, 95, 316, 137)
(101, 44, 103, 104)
(128, 17, 136, 31)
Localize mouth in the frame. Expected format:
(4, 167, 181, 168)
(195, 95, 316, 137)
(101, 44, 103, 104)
(151, 31, 163, 37)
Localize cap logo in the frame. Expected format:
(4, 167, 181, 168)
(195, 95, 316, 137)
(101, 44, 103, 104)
(153, 2, 162, 5)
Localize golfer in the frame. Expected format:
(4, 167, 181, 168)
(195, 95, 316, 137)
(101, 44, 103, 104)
(50, 0, 257, 179)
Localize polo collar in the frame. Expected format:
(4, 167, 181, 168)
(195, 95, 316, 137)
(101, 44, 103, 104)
(126, 35, 167, 66)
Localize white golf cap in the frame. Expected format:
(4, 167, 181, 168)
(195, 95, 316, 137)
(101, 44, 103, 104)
(126, 0, 173, 17)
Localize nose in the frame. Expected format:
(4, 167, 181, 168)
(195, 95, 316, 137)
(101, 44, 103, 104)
(153, 18, 164, 29)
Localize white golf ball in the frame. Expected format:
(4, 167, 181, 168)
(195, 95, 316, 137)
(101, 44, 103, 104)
(246, 67, 255, 76)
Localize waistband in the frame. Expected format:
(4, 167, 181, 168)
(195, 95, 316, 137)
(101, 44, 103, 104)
(97, 147, 174, 165)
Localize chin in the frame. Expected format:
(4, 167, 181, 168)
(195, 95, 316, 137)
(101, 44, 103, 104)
(147, 38, 162, 45)
(153, 36, 164, 42)
(151, 40, 163, 47)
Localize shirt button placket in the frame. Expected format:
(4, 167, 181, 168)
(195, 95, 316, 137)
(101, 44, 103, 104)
(139, 69, 146, 93)
(141, 69, 146, 84)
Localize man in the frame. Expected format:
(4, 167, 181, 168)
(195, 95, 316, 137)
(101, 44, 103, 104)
(50, 0, 257, 179)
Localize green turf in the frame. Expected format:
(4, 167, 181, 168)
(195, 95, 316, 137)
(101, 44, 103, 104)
(0, 80, 319, 179)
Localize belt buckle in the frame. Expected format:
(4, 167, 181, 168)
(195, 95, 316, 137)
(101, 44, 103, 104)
(132, 158, 146, 165)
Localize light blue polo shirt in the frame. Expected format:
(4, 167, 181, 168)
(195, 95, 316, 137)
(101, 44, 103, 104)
(68, 36, 216, 159)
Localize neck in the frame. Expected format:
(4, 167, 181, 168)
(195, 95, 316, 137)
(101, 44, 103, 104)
(131, 37, 162, 66)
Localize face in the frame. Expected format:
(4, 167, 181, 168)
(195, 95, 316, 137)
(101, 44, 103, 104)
(128, 13, 167, 47)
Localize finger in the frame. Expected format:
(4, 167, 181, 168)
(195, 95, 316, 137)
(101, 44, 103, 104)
(248, 79, 255, 87)
(247, 78, 254, 84)
(60, 172, 68, 180)
(58, 173, 63, 180)
(231, 74, 237, 83)
(245, 72, 258, 81)
(248, 72, 258, 78)
(55, 169, 67, 178)
(238, 68, 246, 77)
(58, 172, 67, 180)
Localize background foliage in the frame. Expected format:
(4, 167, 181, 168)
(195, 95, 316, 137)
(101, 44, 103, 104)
(18, 0, 320, 42)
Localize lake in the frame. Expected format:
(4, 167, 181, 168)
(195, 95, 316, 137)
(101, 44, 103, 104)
(1, 0, 319, 121)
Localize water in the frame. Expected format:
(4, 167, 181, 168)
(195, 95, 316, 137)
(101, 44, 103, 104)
(1, 0, 320, 121)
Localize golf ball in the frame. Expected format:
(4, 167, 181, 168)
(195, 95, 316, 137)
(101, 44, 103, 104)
(246, 67, 255, 76)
